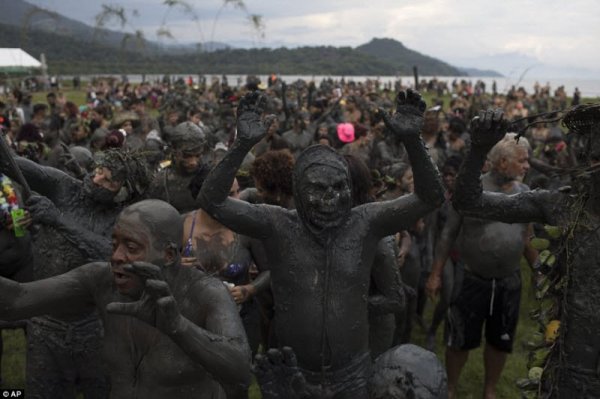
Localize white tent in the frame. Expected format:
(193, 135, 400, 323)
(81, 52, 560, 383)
(0, 48, 42, 73)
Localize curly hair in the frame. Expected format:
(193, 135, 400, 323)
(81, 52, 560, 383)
(250, 149, 295, 196)
(96, 149, 153, 202)
(344, 154, 373, 206)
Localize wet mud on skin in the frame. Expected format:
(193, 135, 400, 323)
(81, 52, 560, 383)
(147, 168, 197, 213)
(199, 91, 445, 398)
(452, 113, 600, 397)
(8, 159, 121, 396)
(0, 152, 153, 398)
(543, 211, 600, 397)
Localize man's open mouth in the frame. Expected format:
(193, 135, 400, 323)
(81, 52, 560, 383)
(113, 270, 133, 285)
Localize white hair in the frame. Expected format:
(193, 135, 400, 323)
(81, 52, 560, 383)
(488, 132, 531, 166)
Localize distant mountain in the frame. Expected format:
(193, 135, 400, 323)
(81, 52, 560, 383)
(0, 0, 230, 55)
(458, 67, 503, 77)
(0, 0, 152, 52)
(0, 1, 501, 76)
(356, 38, 464, 76)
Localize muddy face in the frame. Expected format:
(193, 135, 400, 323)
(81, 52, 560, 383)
(299, 165, 352, 231)
(174, 150, 202, 176)
(110, 214, 164, 299)
(82, 172, 120, 205)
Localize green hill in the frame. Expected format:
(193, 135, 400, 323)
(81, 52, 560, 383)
(0, 21, 470, 76)
(356, 38, 463, 76)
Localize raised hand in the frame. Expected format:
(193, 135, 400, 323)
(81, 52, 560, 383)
(26, 195, 61, 226)
(58, 143, 84, 178)
(228, 284, 255, 304)
(254, 347, 317, 399)
(236, 92, 275, 145)
(379, 89, 427, 139)
(469, 108, 510, 150)
(106, 262, 182, 334)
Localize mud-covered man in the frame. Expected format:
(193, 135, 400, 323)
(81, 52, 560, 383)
(426, 132, 537, 399)
(198, 90, 444, 398)
(0, 200, 251, 399)
(0, 149, 152, 398)
(452, 107, 600, 398)
(147, 121, 206, 213)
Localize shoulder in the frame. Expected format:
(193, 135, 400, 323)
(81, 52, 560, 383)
(76, 261, 110, 275)
(239, 187, 258, 203)
(70, 262, 112, 290)
(377, 235, 397, 253)
(186, 269, 230, 296)
(514, 181, 530, 193)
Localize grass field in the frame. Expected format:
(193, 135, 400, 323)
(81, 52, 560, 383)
(1, 263, 538, 398)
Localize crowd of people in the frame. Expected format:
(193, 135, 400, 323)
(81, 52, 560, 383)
(0, 73, 596, 399)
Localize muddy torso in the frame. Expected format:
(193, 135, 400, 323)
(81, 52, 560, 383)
(148, 168, 196, 214)
(90, 263, 228, 399)
(263, 210, 377, 371)
(456, 174, 530, 279)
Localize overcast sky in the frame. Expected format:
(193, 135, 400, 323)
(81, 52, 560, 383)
(28, 0, 600, 78)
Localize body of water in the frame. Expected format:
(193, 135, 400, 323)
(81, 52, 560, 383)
(68, 74, 600, 98)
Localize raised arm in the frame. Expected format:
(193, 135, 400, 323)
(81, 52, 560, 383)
(13, 156, 77, 200)
(26, 195, 112, 261)
(453, 109, 554, 224)
(0, 262, 98, 320)
(170, 279, 251, 389)
(369, 236, 405, 315)
(366, 89, 445, 236)
(197, 92, 278, 239)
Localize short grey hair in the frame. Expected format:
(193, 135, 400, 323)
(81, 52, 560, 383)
(488, 133, 531, 166)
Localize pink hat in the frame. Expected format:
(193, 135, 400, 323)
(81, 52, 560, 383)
(337, 123, 355, 143)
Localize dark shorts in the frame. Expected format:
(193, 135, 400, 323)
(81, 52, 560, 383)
(445, 270, 521, 353)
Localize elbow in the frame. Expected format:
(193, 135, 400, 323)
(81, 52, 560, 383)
(417, 189, 445, 211)
(452, 197, 466, 211)
(218, 338, 252, 388)
(452, 194, 475, 211)
(416, 181, 445, 209)
(237, 362, 252, 389)
(0, 305, 20, 321)
(196, 190, 215, 212)
(219, 352, 252, 389)
(432, 188, 446, 208)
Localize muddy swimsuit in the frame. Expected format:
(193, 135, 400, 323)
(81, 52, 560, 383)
(184, 214, 260, 352)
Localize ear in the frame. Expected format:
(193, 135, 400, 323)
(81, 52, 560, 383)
(164, 242, 179, 267)
(498, 156, 509, 170)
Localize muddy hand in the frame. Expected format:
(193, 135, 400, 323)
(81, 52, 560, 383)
(106, 262, 182, 334)
(469, 108, 510, 150)
(26, 195, 61, 226)
(379, 89, 427, 139)
(254, 347, 316, 399)
(229, 284, 255, 304)
(236, 92, 276, 145)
